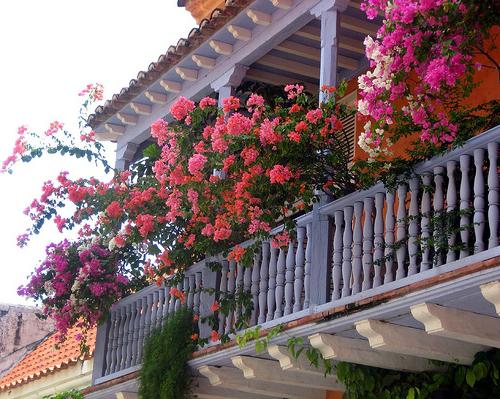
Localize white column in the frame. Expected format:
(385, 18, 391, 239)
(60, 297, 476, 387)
(210, 63, 249, 108)
(311, 0, 349, 103)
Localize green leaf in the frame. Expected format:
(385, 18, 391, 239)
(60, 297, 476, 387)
(466, 368, 476, 387)
(406, 387, 415, 399)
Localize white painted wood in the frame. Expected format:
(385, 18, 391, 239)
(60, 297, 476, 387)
(408, 178, 420, 275)
(294, 227, 305, 312)
(481, 281, 500, 315)
(284, 239, 295, 315)
(193, 54, 216, 69)
(362, 197, 374, 290)
(198, 366, 324, 399)
(226, 260, 236, 334)
(446, 161, 458, 263)
(332, 210, 343, 300)
(355, 319, 484, 364)
(209, 40, 233, 56)
(411, 302, 500, 348)
(433, 166, 445, 266)
(268, 345, 328, 375)
(473, 148, 486, 253)
(421, 173, 432, 271)
(116, 392, 138, 399)
(309, 333, 436, 372)
(295, 26, 365, 54)
(384, 191, 395, 282)
(352, 201, 363, 294)
(270, 0, 292, 9)
(373, 192, 385, 287)
(231, 356, 343, 391)
(104, 123, 125, 136)
(266, 246, 278, 322)
(144, 90, 167, 104)
(258, 242, 270, 324)
(247, 9, 272, 25)
(130, 102, 152, 115)
(251, 249, 261, 326)
(175, 66, 198, 81)
(218, 260, 229, 335)
(228, 25, 252, 41)
(395, 183, 408, 278)
(459, 154, 472, 259)
(274, 246, 286, 319)
(487, 142, 499, 248)
(160, 79, 183, 93)
(117, 112, 138, 126)
(341, 206, 353, 297)
(193, 378, 275, 399)
(303, 222, 312, 308)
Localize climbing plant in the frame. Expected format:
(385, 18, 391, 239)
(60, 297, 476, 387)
(42, 390, 83, 399)
(139, 307, 197, 399)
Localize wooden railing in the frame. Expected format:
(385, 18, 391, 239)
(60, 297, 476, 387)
(92, 125, 499, 383)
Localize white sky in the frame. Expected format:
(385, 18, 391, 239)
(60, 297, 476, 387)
(0, 1, 195, 304)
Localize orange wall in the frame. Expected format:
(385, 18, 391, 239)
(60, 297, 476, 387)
(326, 390, 344, 399)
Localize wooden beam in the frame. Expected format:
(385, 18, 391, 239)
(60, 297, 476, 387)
(341, 14, 379, 35)
(247, 9, 272, 25)
(145, 90, 167, 104)
(309, 333, 439, 372)
(192, 54, 216, 69)
(198, 366, 324, 399)
(355, 319, 485, 365)
(481, 281, 500, 315)
(231, 356, 343, 391)
(130, 102, 152, 116)
(256, 54, 318, 79)
(175, 66, 198, 81)
(270, 0, 292, 9)
(246, 68, 319, 93)
(116, 393, 137, 399)
(228, 25, 252, 41)
(116, 112, 138, 126)
(104, 123, 125, 135)
(209, 40, 233, 56)
(268, 345, 327, 375)
(160, 79, 183, 93)
(275, 40, 359, 70)
(94, 129, 120, 142)
(193, 378, 275, 399)
(294, 26, 365, 55)
(411, 303, 500, 348)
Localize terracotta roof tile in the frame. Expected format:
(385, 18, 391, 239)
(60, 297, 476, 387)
(0, 327, 96, 391)
(88, 0, 254, 129)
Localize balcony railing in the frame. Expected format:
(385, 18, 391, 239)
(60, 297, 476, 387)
(92, 125, 500, 383)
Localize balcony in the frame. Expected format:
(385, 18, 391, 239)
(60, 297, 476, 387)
(90, 125, 500, 390)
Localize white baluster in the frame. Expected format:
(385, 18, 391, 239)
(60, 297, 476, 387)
(225, 260, 236, 334)
(433, 167, 445, 266)
(474, 149, 486, 253)
(303, 223, 312, 308)
(488, 142, 499, 248)
(293, 227, 305, 312)
(396, 183, 408, 279)
(138, 297, 148, 364)
(420, 173, 432, 271)
(151, 290, 159, 332)
(125, 303, 134, 368)
(460, 155, 472, 258)
(373, 193, 385, 286)
(187, 275, 195, 309)
(274, 246, 286, 319)
(116, 306, 126, 371)
(194, 272, 202, 331)
(352, 202, 363, 294)
(105, 310, 116, 374)
(132, 300, 141, 365)
(258, 242, 270, 324)
(332, 210, 343, 299)
(408, 178, 420, 275)
(251, 249, 261, 326)
(266, 246, 278, 322)
(157, 288, 164, 328)
(218, 260, 228, 335)
(235, 262, 244, 326)
(362, 197, 374, 291)
(342, 206, 354, 297)
(384, 191, 395, 282)
(446, 161, 458, 263)
(284, 239, 295, 315)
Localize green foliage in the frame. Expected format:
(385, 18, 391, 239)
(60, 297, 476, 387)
(236, 324, 283, 353)
(43, 390, 83, 399)
(139, 308, 197, 399)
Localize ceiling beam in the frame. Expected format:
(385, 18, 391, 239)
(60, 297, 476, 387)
(294, 26, 366, 55)
(256, 54, 318, 79)
(209, 40, 233, 56)
(268, 344, 327, 375)
(231, 356, 343, 391)
(144, 90, 167, 104)
(160, 79, 183, 93)
(228, 25, 252, 41)
(309, 333, 439, 372)
(269, 0, 292, 9)
(130, 102, 152, 116)
(192, 54, 216, 69)
(411, 302, 500, 348)
(247, 9, 272, 26)
(193, 378, 275, 399)
(198, 366, 325, 399)
(341, 14, 379, 35)
(175, 66, 198, 81)
(116, 112, 138, 126)
(245, 68, 319, 93)
(481, 281, 500, 315)
(355, 319, 485, 365)
(275, 40, 359, 70)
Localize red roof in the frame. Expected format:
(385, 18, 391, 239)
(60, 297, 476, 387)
(0, 327, 96, 391)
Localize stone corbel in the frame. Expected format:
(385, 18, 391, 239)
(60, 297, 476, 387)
(115, 142, 139, 170)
